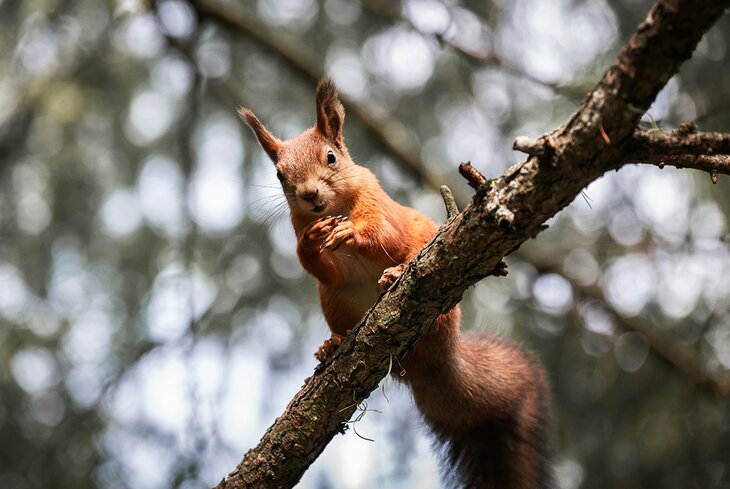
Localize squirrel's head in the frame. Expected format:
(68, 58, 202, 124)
(240, 77, 361, 220)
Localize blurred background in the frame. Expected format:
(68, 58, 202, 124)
(1, 0, 729, 488)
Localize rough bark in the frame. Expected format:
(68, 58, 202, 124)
(216, 1, 730, 487)
(623, 126, 730, 178)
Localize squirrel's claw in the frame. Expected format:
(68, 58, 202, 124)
(320, 219, 355, 252)
(305, 215, 342, 240)
(315, 333, 345, 362)
(378, 263, 406, 290)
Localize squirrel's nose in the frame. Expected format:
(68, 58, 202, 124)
(298, 187, 319, 202)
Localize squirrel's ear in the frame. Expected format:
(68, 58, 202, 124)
(315, 77, 345, 149)
(239, 107, 282, 163)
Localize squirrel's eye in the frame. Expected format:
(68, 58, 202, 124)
(327, 150, 336, 165)
(276, 170, 284, 181)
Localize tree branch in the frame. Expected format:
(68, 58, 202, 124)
(623, 126, 730, 179)
(358, 0, 569, 93)
(527, 258, 730, 398)
(0, 28, 112, 172)
(359, 0, 494, 65)
(515, 125, 730, 179)
(216, 1, 730, 487)
(574, 281, 730, 398)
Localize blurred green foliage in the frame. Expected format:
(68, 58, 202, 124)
(0, 1, 729, 488)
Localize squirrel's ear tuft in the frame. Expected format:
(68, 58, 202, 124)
(239, 107, 281, 163)
(315, 77, 345, 149)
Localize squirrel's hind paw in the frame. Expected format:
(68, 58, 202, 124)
(314, 333, 345, 362)
(378, 264, 406, 290)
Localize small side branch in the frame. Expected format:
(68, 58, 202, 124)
(512, 134, 557, 165)
(622, 127, 730, 180)
(513, 136, 547, 156)
(458, 161, 487, 190)
(440, 185, 459, 220)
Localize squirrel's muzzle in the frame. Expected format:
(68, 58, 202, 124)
(298, 187, 319, 202)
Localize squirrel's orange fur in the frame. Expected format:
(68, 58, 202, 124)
(241, 78, 553, 489)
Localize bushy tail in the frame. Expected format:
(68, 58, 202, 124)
(428, 398, 553, 489)
(406, 331, 554, 489)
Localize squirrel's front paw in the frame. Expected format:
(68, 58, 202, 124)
(320, 218, 356, 252)
(304, 215, 346, 242)
(378, 263, 406, 290)
(315, 333, 345, 362)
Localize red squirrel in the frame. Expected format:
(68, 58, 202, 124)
(241, 78, 553, 489)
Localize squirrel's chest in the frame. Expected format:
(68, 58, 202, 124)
(323, 250, 386, 327)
